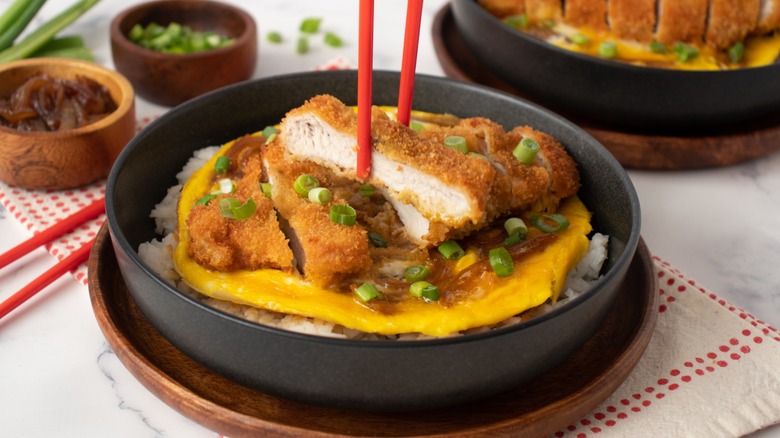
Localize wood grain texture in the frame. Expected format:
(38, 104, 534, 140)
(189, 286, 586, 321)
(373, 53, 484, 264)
(434, 5, 780, 170)
(88, 223, 657, 438)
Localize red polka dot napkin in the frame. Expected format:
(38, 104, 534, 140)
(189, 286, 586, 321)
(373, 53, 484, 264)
(556, 256, 780, 437)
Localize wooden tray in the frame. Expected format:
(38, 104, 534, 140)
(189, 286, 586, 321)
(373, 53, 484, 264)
(88, 224, 657, 438)
(432, 4, 780, 170)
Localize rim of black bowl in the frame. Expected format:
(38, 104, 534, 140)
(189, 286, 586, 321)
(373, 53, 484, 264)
(106, 69, 641, 348)
(457, 0, 774, 77)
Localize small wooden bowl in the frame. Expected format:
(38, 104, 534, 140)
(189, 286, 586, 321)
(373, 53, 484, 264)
(0, 58, 136, 191)
(110, 0, 258, 107)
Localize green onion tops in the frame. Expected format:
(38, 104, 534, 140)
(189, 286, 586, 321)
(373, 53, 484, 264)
(488, 247, 514, 277)
(219, 197, 256, 220)
(355, 282, 380, 302)
(530, 213, 570, 233)
(513, 137, 539, 164)
(403, 265, 431, 283)
(308, 187, 332, 205)
(330, 204, 357, 226)
(438, 240, 465, 260)
(444, 135, 468, 154)
(409, 281, 440, 302)
(214, 156, 230, 174)
(368, 231, 387, 248)
(293, 174, 319, 197)
(127, 22, 235, 54)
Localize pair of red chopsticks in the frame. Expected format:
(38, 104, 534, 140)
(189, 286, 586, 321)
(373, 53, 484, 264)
(357, 0, 424, 179)
(0, 198, 104, 320)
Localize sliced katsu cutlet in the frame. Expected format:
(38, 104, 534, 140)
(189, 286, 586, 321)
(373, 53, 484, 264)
(608, 0, 657, 43)
(262, 141, 372, 287)
(655, 0, 709, 46)
(525, 0, 563, 25)
(478, 0, 525, 18)
(278, 94, 495, 246)
(706, 0, 760, 49)
(564, 0, 609, 31)
(186, 152, 293, 272)
(756, 0, 780, 34)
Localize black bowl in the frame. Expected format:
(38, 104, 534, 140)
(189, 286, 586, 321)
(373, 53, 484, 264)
(105, 70, 641, 412)
(452, 0, 780, 132)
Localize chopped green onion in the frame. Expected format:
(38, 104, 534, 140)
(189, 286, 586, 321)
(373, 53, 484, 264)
(728, 42, 745, 64)
(438, 240, 464, 260)
(267, 31, 283, 43)
(300, 17, 322, 34)
(410, 281, 440, 301)
(214, 156, 230, 174)
(217, 178, 235, 194)
(599, 41, 617, 58)
(296, 36, 309, 54)
(513, 137, 539, 164)
(355, 282, 380, 302)
(444, 135, 468, 154)
(403, 265, 431, 282)
(330, 204, 357, 226)
(293, 174, 319, 197)
(219, 197, 256, 220)
(125, 21, 234, 54)
(530, 213, 570, 233)
(649, 40, 668, 54)
(324, 32, 343, 47)
(488, 247, 514, 277)
(504, 232, 524, 246)
(308, 187, 332, 205)
(358, 184, 375, 198)
(504, 14, 528, 29)
(260, 182, 273, 198)
(467, 152, 489, 161)
(504, 217, 527, 238)
(571, 33, 590, 46)
(368, 231, 387, 248)
(410, 121, 425, 132)
(673, 42, 699, 62)
(262, 126, 278, 138)
(195, 193, 216, 206)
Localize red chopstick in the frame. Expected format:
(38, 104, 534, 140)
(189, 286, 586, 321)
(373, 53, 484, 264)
(357, 0, 374, 179)
(397, 0, 424, 127)
(0, 197, 105, 270)
(0, 237, 95, 320)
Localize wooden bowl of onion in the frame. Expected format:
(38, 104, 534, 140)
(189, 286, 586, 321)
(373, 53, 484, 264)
(0, 57, 136, 191)
(110, 0, 258, 107)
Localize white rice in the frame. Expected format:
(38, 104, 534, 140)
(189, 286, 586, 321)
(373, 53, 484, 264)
(138, 148, 609, 340)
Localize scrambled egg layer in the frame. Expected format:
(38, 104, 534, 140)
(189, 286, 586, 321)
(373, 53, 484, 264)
(173, 140, 593, 337)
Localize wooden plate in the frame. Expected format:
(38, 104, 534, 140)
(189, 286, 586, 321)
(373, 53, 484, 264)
(88, 224, 657, 438)
(432, 4, 780, 170)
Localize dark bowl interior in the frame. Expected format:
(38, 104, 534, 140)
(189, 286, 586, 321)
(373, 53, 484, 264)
(110, 0, 257, 106)
(105, 70, 641, 412)
(452, 0, 780, 132)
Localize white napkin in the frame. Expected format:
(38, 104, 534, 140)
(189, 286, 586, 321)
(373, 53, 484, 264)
(555, 257, 780, 437)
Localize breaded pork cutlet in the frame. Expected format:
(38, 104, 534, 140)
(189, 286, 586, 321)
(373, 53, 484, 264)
(564, 0, 608, 31)
(706, 0, 761, 49)
(655, 0, 709, 46)
(278, 94, 495, 246)
(263, 140, 372, 287)
(525, 0, 563, 25)
(186, 152, 293, 272)
(478, 0, 525, 18)
(756, 0, 780, 34)
(608, 0, 656, 43)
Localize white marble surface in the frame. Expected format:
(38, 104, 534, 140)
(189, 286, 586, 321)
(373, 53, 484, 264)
(0, 0, 778, 436)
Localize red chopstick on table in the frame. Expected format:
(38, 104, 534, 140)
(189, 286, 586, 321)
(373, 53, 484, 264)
(357, 0, 374, 179)
(0, 197, 105, 320)
(397, 0, 424, 127)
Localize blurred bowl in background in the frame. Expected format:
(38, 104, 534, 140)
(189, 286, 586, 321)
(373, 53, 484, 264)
(0, 57, 135, 191)
(110, 0, 257, 107)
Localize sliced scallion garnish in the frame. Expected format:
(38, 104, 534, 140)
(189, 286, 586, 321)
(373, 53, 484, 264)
(262, 125, 277, 138)
(530, 213, 570, 233)
(403, 265, 431, 282)
(195, 193, 216, 206)
(488, 247, 514, 277)
(267, 31, 283, 43)
(355, 282, 380, 302)
(330, 204, 357, 226)
(444, 135, 468, 154)
(217, 178, 235, 194)
(219, 197, 256, 220)
(437, 240, 464, 260)
(300, 17, 322, 34)
(260, 182, 272, 198)
(571, 33, 590, 46)
(368, 231, 387, 248)
(293, 174, 319, 197)
(214, 156, 230, 174)
(296, 36, 309, 54)
(649, 40, 668, 54)
(599, 41, 617, 58)
(358, 184, 375, 198)
(729, 42, 744, 64)
(513, 137, 539, 164)
(504, 14, 528, 29)
(504, 232, 523, 246)
(410, 121, 425, 132)
(410, 281, 440, 301)
(308, 187, 332, 205)
(504, 217, 527, 238)
(324, 32, 343, 47)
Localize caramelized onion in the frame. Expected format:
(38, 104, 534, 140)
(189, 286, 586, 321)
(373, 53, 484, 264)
(0, 73, 117, 132)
